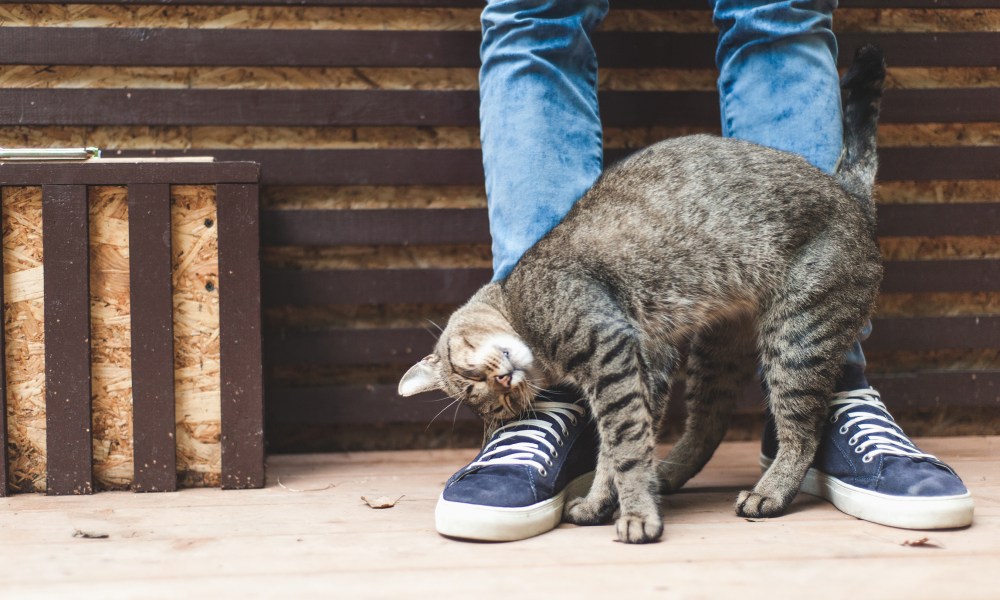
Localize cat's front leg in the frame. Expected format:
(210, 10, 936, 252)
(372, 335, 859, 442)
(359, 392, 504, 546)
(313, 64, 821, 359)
(565, 384, 663, 543)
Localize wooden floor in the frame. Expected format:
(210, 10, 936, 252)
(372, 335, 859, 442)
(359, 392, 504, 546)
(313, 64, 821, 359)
(1, 437, 997, 599)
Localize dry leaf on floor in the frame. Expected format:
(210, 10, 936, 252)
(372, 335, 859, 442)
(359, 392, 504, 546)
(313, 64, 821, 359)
(276, 477, 333, 493)
(901, 537, 943, 548)
(362, 494, 405, 509)
(73, 530, 109, 539)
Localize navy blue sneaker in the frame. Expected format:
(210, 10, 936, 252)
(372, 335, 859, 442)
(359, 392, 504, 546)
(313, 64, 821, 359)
(762, 388, 974, 529)
(435, 391, 597, 541)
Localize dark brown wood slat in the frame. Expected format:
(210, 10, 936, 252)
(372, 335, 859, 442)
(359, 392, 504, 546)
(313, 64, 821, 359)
(0, 90, 481, 127)
(261, 208, 490, 246)
(265, 328, 435, 366)
(217, 183, 266, 490)
(127, 184, 177, 493)
(881, 260, 1000, 293)
(261, 259, 996, 308)
(1, 28, 995, 68)
(261, 267, 490, 306)
(877, 203, 1000, 237)
(265, 384, 477, 425)
(864, 316, 1000, 353)
(0, 161, 259, 186)
(19, 0, 1000, 8)
(264, 316, 1000, 368)
(0, 237, 6, 496)
(42, 185, 93, 496)
(260, 202, 999, 248)
(264, 370, 1000, 427)
(120, 148, 1000, 185)
(3, 88, 998, 127)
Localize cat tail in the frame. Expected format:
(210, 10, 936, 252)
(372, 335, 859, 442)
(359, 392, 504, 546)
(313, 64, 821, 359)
(836, 44, 885, 229)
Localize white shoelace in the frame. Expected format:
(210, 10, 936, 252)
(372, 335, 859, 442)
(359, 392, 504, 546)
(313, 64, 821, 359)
(467, 401, 586, 477)
(829, 389, 941, 464)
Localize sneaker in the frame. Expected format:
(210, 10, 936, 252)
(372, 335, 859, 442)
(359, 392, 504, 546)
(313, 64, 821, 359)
(435, 391, 597, 541)
(761, 388, 974, 529)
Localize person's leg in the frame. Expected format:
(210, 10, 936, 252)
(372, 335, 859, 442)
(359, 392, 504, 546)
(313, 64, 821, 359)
(713, 0, 973, 529)
(481, 0, 608, 280)
(714, 0, 871, 390)
(434, 0, 608, 542)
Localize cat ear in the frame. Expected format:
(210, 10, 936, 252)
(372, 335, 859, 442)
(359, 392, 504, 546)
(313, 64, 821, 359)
(398, 355, 441, 396)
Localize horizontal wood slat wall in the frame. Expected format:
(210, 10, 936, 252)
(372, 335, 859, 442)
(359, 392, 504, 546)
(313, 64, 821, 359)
(1, 1, 996, 450)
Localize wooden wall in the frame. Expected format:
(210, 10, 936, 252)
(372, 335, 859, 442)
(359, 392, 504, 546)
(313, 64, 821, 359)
(0, 0, 997, 451)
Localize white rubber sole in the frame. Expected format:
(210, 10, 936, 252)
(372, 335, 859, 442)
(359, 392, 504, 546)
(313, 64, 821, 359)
(761, 455, 974, 530)
(435, 471, 595, 542)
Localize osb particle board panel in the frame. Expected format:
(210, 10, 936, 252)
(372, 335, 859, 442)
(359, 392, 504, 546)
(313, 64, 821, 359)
(2, 184, 223, 492)
(171, 185, 222, 488)
(90, 186, 133, 490)
(3, 186, 46, 493)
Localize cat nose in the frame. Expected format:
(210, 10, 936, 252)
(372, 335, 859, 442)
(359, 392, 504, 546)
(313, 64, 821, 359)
(495, 373, 512, 388)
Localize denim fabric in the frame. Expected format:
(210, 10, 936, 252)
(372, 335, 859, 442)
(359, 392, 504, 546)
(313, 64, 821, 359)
(480, 0, 608, 282)
(479, 0, 869, 379)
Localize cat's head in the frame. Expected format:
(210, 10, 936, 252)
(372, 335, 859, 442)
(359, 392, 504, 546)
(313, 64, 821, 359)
(397, 286, 544, 422)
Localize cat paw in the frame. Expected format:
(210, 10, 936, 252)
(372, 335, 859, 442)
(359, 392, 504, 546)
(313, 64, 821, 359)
(734, 490, 787, 518)
(564, 495, 612, 526)
(615, 513, 663, 544)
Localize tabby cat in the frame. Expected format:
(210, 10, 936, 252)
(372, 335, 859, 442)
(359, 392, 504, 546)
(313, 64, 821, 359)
(399, 46, 885, 543)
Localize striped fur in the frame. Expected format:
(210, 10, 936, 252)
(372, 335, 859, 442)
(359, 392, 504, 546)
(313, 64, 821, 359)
(400, 47, 886, 543)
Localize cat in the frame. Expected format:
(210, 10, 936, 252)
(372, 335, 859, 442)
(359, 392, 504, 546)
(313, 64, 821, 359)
(398, 45, 885, 544)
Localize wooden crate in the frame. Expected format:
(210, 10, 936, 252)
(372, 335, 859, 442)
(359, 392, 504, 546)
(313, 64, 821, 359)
(0, 159, 263, 495)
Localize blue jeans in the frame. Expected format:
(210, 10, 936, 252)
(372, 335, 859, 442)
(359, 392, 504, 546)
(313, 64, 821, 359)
(480, 0, 868, 381)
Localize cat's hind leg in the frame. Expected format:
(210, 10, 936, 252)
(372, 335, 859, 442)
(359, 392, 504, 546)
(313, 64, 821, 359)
(739, 283, 864, 518)
(659, 312, 756, 493)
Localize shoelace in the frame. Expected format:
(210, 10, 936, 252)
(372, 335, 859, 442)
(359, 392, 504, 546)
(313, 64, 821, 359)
(829, 389, 944, 466)
(467, 401, 586, 477)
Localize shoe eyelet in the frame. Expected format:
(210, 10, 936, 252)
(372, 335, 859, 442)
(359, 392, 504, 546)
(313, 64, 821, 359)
(829, 416, 838, 424)
(570, 418, 578, 425)
(539, 468, 548, 477)
(854, 446, 864, 454)
(862, 454, 873, 463)
(556, 439, 565, 447)
(552, 450, 559, 458)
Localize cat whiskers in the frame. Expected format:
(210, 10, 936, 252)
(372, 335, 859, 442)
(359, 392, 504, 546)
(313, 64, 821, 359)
(424, 392, 465, 432)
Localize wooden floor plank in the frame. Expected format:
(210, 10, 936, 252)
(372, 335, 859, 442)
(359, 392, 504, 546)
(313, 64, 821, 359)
(0, 437, 996, 599)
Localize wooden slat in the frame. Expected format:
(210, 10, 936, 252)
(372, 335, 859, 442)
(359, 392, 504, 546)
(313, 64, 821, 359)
(120, 148, 1000, 185)
(264, 370, 1000, 426)
(127, 184, 177, 493)
(261, 267, 490, 306)
(261, 208, 490, 246)
(217, 183, 265, 490)
(0, 162, 259, 186)
(17, 0, 1000, 7)
(261, 259, 997, 308)
(42, 185, 93, 496)
(7, 89, 992, 127)
(260, 203, 999, 248)
(863, 316, 1000, 353)
(0, 235, 6, 496)
(880, 260, 1000, 293)
(263, 316, 1000, 369)
(877, 203, 1000, 237)
(0, 28, 995, 68)
(265, 384, 477, 425)
(265, 328, 434, 366)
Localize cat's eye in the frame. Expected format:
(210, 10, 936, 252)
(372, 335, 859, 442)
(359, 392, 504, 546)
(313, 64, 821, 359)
(502, 350, 510, 358)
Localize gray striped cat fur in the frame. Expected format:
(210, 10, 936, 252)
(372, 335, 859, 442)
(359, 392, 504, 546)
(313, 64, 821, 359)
(399, 46, 886, 543)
